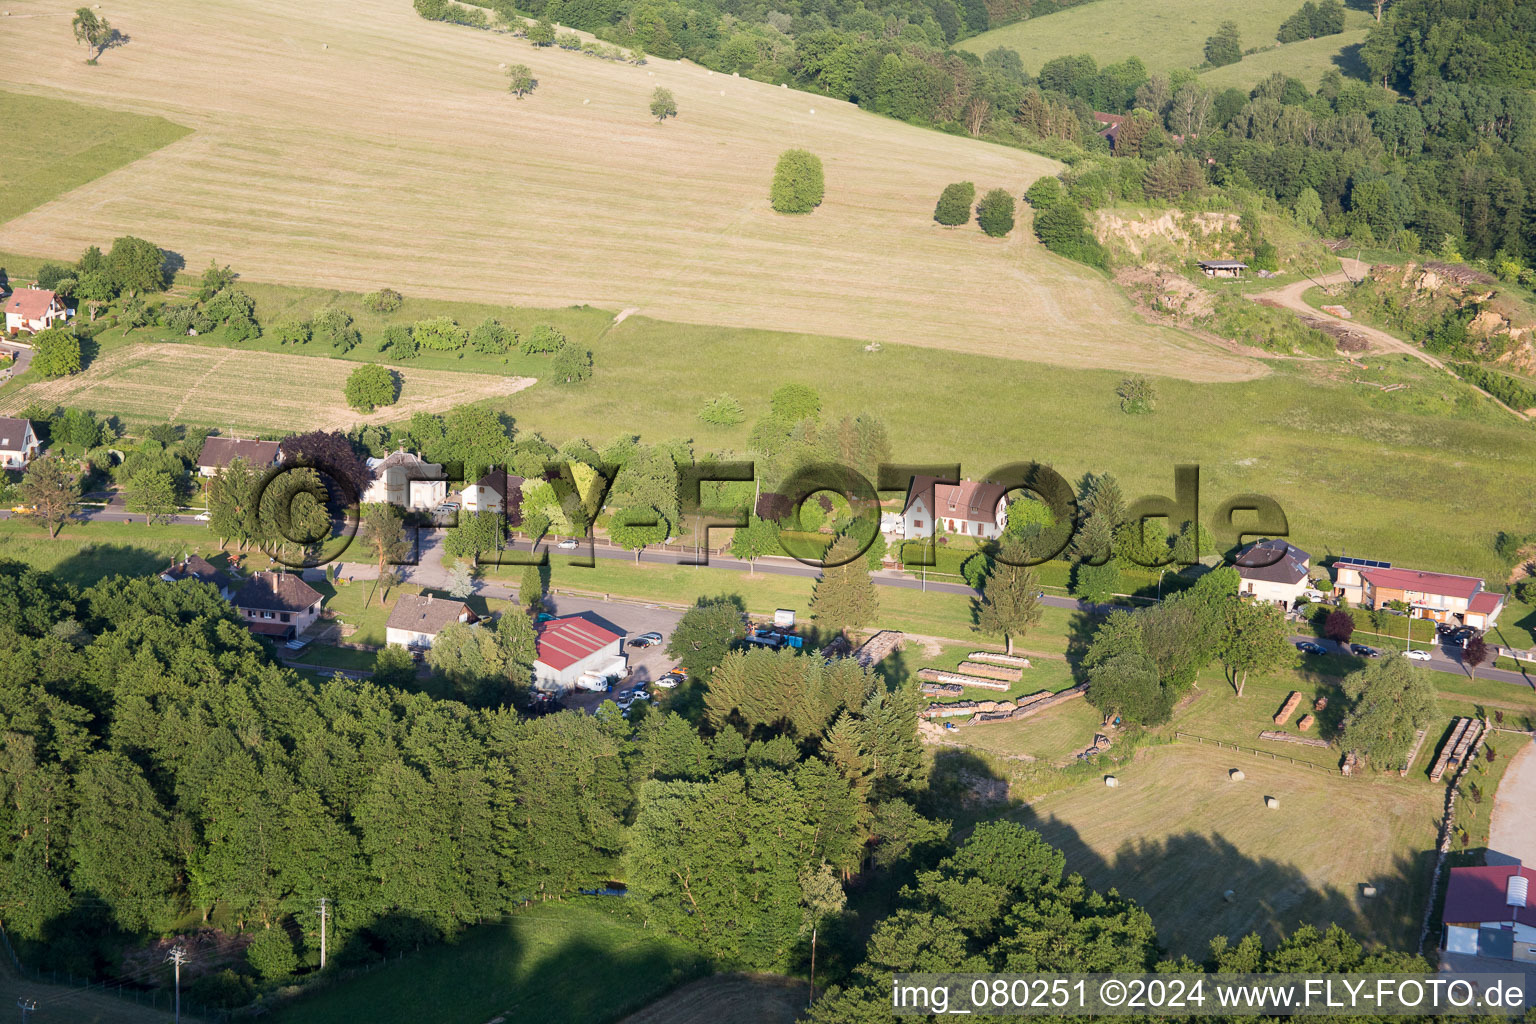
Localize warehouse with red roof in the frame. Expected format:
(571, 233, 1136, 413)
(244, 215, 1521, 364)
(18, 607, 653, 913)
(533, 614, 626, 693)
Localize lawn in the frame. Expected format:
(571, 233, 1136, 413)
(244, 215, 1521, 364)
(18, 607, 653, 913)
(948, 691, 1104, 762)
(1013, 743, 1442, 955)
(267, 902, 707, 1024)
(0, 90, 191, 227)
(0, 517, 238, 587)
(958, 0, 1373, 78)
(1199, 30, 1373, 92)
(0, 0, 1226, 378)
(0, 342, 534, 434)
(618, 973, 809, 1024)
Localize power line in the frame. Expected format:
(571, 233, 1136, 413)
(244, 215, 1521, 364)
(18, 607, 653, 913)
(165, 946, 188, 1024)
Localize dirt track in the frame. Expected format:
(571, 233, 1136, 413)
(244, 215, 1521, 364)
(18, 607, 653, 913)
(1250, 259, 1530, 421)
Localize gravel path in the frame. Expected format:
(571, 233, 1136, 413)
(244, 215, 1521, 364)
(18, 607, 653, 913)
(1487, 735, 1536, 867)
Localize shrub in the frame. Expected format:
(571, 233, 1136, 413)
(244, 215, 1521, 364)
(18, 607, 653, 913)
(380, 323, 417, 358)
(1250, 241, 1280, 272)
(1514, 579, 1536, 605)
(556, 31, 582, 49)
(770, 150, 824, 214)
(469, 318, 514, 354)
(1115, 375, 1155, 414)
(1033, 201, 1109, 268)
(552, 343, 592, 384)
(413, 316, 468, 351)
(273, 319, 312, 345)
(1204, 20, 1242, 67)
(698, 394, 745, 426)
(521, 324, 565, 354)
(528, 18, 555, 44)
(975, 188, 1015, 237)
(1450, 363, 1536, 412)
(245, 928, 298, 981)
(222, 313, 260, 343)
(345, 363, 400, 412)
(204, 288, 255, 324)
(1023, 176, 1063, 209)
(362, 287, 404, 313)
(32, 329, 82, 378)
(934, 182, 975, 226)
(162, 304, 199, 335)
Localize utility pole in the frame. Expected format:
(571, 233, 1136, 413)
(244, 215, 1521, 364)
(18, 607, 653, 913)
(318, 897, 328, 969)
(166, 946, 187, 1024)
(16, 998, 37, 1023)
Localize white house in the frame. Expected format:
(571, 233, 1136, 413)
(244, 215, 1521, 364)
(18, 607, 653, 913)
(4, 289, 68, 334)
(362, 450, 447, 509)
(231, 571, 324, 641)
(385, 593, 479, 649)
(0, 417, 40, 469)
(460, 468, 523, 515)
(196, 436, 282, 477)
(533, 614, 626, 693)
(900, 476, 1009, 540)
(1235, 538, 1312, 610)
(1442, 864, 1536, 963)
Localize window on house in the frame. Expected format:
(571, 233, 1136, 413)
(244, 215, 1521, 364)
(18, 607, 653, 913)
(262, 611, 274, 620)
(913, 520, 923, 529)
(281, 613, 290, 623)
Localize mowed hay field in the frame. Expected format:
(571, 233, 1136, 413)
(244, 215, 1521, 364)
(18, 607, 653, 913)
(959, 0, 1373, 79)
(0, 344, 533, 432)
(0, 89, 190, 225)
(619, 974, 810, 1024)
(0, 0, 1254, 380)
(1014, 744, 1440, 955)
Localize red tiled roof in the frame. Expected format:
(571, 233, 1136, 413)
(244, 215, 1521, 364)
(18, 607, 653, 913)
(1442, 865, 1536, 927)
(4, 289, 59, 319)
(1360, 567, 1483, 601)
(535, 615, 622, 671)
(904, 476, 1008, 524)
(1468, 591, 1504, 615)
(1093, 112, 1126, 126)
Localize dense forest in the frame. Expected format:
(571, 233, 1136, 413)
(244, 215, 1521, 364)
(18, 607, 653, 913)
(0, 559, 1448, 1015)
(420, 0, 1536, 270)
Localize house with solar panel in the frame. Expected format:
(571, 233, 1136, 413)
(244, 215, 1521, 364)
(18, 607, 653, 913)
(532, 614, 627, 692)
(1333, 556, 1505, 630)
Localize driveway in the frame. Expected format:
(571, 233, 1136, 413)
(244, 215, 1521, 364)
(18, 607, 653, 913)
(1487, 734, 1536, 867)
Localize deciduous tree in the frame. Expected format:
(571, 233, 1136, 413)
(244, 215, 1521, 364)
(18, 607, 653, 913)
(22, 456, 77, 538)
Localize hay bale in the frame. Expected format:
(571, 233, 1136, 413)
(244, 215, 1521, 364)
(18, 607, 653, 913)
(499, 62, 507, 69)
(809, 108, 815, 114)
(1229, 768, 1245, 781)
(1104, 775, 1119, 788)
(1223, 889, 1236, 902)
(1362, 885, 1377, 898)
(1265, 796, 1279, 809)
(733, 71, 740, 77)
(583, 99, 589, 104)
(1298, 714, 1315, 732)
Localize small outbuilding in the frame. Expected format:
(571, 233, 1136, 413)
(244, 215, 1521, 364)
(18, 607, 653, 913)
(1199, 260, 1248, 279)
(1442, 864, 1536, 962)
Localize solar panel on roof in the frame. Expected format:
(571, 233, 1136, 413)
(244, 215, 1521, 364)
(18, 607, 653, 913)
(1336, 557, 1391, 569)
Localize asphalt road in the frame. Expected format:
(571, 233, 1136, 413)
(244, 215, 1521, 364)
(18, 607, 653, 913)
(5, 510, 1531, 689)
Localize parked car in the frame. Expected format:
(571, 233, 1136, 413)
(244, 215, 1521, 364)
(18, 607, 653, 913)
(556, 538, 579, 550)
(1436, 622, 1455, 636)
(194, 511, 211, 521)
(1296, 641, 1326, 655)
(631, 689, 652, 702)
(9, 504, 36, 515)
(1403, 649, 1433, 661)
(1350, 644, 1380, 658)
(628, 632, 663, 648)
(655, 669, 686, 689)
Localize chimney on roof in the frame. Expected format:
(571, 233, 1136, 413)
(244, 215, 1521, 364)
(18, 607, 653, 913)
(1508, 874, 1529, 909)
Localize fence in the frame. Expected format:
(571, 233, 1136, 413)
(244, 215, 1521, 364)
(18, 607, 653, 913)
(1173, 731, 1339, 775)
(0, 923, 224, 1022)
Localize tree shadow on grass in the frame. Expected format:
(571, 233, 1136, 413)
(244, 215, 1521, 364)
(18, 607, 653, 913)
(1010, 807, 1434, 957)
(47, 543, 170, 589)
(1332, 41, 1370, 81)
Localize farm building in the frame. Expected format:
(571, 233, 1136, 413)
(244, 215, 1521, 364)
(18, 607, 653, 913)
(460, 468, 524, 515)
(1198, 260, 1248, 279)
(533, 614, 625, 693)
(1442, 864, 1536, 962)
(1093, 112, 1125, 150)
(158, 555, 235, 599)
(196, 436, 282, 477)
(0, 417, 41, 469)
(385, 593, 479, 649)
(231, 571, 323, 640)
(4, 288, 68, 334)
(1332, 557, 1504, 629)
(1235, 538, 1313, 609)
(900, 476, 1009, 540)
(362, 450, 447, 509)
